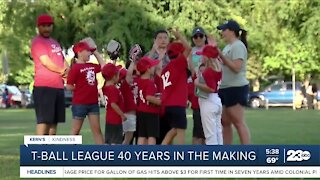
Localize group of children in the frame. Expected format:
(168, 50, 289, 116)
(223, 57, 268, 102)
(66, 29, 224, 145)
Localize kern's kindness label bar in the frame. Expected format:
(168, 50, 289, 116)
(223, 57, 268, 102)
(24, 135, 82, 146)
(20, 145, 320, 166)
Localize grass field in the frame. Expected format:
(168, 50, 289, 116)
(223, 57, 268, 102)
(0, 108, 319, 180)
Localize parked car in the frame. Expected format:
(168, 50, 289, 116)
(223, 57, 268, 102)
(0, 84, 23, 108)
(248, 81, 307, 109)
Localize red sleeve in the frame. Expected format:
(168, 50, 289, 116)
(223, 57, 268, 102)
(202, 69, 216, 90)
(108, 86, 120, 104)
(145, 80, 157, 97)
(94, 64, 101, 73)
(32, 40, 48, 58)
(176, 54, 188, 70)
(67, 65, 77, 85)
(154, 75, 163, 93)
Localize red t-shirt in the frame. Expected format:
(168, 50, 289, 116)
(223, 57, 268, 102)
(102, 85, 124, 125)
(67, 63, 101, 104)
(161, 54, 188, 107)
(31, 35, 65, 89)
(119, 80, 137, 113)
(154, 75, 163, 94)
(202, 68, 222, 92)
(188, 75, 199, 109)
(136, 78, 160, 114)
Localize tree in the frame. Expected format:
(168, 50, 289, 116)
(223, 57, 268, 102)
(1, 0, 319, 86)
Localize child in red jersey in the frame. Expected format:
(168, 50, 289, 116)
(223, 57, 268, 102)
(66, 40, 105, 144)
(118, 67, 137, 145)
(195, 45, 223, 145)
(135, 57, 161, 145)
(102, 63, 125, 145)
(161, 29, 192, 145)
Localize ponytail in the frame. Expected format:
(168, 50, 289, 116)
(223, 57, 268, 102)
(207, 58, 222, 72)
(239, 29, 248, 49)
(70, 54, 78, 68)
(234, 29, 248, 49)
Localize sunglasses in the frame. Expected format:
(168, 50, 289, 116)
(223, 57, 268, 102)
(193, 34, 204, 39)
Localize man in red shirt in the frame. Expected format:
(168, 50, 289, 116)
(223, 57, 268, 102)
(31, 14, 69, 135)
(161, 29, 191, 145)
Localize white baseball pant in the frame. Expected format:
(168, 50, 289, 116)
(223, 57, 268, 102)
(199, 93, 223, 145)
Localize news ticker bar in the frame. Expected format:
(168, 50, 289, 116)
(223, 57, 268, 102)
(20, 145, 320, 166)
(20, 166, 320, 178)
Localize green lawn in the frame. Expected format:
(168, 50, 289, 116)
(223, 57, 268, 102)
(0, 108, 319, 180)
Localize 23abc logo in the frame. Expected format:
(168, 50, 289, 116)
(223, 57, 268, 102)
(286, 150, 311, 162)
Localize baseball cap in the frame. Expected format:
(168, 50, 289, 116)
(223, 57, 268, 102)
(119, 68, 127, 81)
(217, 20, 241, 31)
(37, 14, 54, 26)
(192, 27, 206, 36)
(167, 42, 185, 59)
(73, 42, 96, 54)
(136, 57, 159, 73)
(102, 63, 122, 80)
(196, 45, 219, 58)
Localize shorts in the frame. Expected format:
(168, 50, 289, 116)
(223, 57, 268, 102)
(72, 104, 100, 120)
(192, 109, 205, 139)
(136, 112, 159, 138)
(156, 115, 171, 144)
(105, 123, 123, 144)
(218, 85, 249, 107)
(164, 106, 187, 129)
(33, 86, 65, 124)
(123, 113, 136, 132)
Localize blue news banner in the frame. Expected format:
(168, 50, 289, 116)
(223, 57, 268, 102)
(20, 145, 320, 166)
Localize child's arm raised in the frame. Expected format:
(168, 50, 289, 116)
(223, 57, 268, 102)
(170, 28, 192, 57)
(93, 51, 106, 68)
(126, 61, 135, 84)
(81, 37, 106, 68)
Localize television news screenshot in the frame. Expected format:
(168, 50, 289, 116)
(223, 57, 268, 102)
(1, 0, 319, 179)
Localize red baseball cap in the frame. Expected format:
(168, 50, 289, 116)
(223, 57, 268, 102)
(73, 42, 96, 54)
(196, 45, 219, 58)
(119, 68, 127, 81)
(102, 63, 122, 80)
(167, 42, 185, 58)
(37, 14, 54, 26)
(136, 57, 159, 73)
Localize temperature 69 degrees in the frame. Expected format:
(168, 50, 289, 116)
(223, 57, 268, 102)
(265, 149, 279, 164)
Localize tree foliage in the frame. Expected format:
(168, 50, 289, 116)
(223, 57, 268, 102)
(0, 0, 319, 85)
